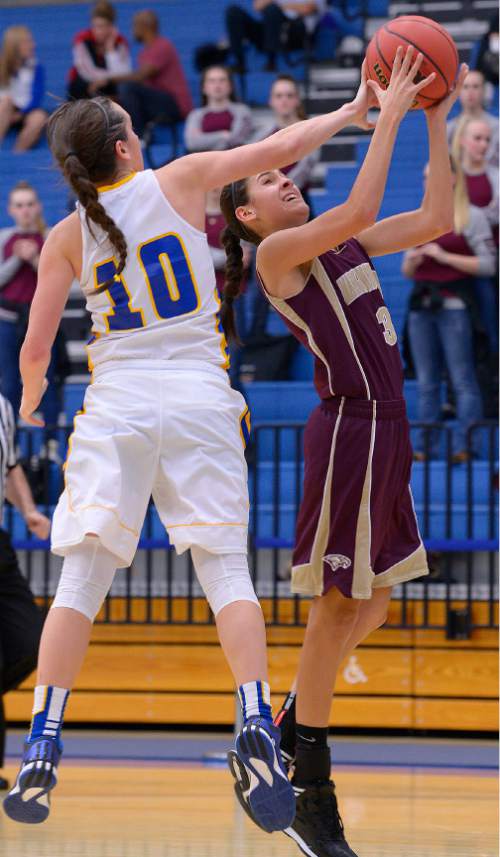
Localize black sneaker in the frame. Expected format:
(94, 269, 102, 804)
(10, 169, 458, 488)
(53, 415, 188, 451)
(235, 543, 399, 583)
(284, 780, 359, 857)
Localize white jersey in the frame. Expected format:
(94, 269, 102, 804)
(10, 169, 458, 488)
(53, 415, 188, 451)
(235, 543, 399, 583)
(78, 170, 228, 372)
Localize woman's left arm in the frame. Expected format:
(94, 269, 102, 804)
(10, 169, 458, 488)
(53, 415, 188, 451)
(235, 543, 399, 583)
(358, 64, 468, 258)
(20, 216, 78, 425)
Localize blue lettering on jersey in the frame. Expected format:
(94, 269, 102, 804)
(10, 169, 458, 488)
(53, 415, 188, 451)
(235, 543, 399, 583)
(93, 233, 200, 332)
(138, 233, 200, 321)
(94, 259, 145, 332)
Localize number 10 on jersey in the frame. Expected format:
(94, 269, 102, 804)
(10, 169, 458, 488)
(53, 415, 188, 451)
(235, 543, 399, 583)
(94, 233, 200, 332)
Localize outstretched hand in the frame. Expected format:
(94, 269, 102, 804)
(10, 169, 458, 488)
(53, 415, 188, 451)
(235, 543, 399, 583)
(424, 63, 469, 121)
(349, 60, 379, 130)
(366, 46, 436, 119)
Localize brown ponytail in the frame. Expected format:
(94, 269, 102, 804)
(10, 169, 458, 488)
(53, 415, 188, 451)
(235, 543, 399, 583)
(220, 227, 244, 342)
(219, 179, 260, 341)
(47, 97, 129, 292)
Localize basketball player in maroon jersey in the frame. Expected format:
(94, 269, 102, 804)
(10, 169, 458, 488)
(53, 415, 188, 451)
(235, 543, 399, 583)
(221, 50, 468, 857)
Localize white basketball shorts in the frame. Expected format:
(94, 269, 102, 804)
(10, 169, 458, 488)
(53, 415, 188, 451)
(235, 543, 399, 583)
(51, 364, 250, 566)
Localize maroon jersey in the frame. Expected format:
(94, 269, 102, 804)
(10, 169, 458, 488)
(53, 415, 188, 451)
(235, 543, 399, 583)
(1, 231, 44, 305)
(201, 109, 234, 133)
(466, 172, 493, 208)
(415, 230, 474, 284)
(259, 238, 403, 401)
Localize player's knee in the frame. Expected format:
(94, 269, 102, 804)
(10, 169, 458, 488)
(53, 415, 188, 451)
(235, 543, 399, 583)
(325, 586, 360, 620)
(51, 536, 118, 623)
(190, 546, 259, 618)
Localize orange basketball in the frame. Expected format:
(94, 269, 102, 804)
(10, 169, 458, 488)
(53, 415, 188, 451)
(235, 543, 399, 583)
(365, 15, 459, 109)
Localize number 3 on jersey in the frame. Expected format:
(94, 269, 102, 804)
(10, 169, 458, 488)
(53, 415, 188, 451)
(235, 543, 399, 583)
(94, 233, 200, 332)
(376, 306, 398, 346)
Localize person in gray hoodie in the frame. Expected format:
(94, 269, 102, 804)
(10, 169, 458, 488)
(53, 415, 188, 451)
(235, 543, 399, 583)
(184, 65, 253, 152)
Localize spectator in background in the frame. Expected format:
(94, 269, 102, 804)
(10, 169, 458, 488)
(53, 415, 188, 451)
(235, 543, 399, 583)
(67, 0, 131, 101)
(184, 66, 253, 152)
(206, 186, 252, 393)
(0, 26, 47, 152)
(252, 74, 319, 208)
(402, 159, 495, 463)
(447, 70, 498, 167)
(226, 1, 326, 73)
(452, 115, 499, 233)
(470, 12, 499, 89)
(110, 10, 192, 138)
(0, 183, 63, 439)
(0, 391, 47, 791)
(452, 115, 499, 356)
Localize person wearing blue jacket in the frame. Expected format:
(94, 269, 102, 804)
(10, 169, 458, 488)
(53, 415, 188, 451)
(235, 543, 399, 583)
(0, 26, 47, 152)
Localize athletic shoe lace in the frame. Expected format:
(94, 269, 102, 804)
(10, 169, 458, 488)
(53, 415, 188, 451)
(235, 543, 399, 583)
(303, 782, 346, 842)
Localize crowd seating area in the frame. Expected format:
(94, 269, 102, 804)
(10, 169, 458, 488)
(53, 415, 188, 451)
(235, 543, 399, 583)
(0, 0, 498, 556)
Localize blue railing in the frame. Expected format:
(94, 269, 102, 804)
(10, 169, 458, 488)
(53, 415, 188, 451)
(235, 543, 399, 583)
(4, 421, 498, 631)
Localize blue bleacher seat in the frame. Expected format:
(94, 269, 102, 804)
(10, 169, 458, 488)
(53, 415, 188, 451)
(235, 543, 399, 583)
(249, 458, 498, 544)
(2, 2, 497, 556)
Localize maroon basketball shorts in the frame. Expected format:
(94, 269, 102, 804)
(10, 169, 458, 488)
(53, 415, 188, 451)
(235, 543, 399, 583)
(292, 396, 429, 600)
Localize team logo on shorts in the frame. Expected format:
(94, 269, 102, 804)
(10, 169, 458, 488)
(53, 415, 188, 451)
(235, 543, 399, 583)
(323, 554, 352, 572)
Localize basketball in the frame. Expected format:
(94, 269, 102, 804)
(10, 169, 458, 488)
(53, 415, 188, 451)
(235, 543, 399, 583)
(365, 15, 459, 109)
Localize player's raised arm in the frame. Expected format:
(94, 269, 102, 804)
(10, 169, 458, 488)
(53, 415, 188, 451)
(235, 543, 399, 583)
(256, 48, 435, 292)
(19, 215, 79, 425)
(157, 66, 376, 195)
(357, 64, 468, 258)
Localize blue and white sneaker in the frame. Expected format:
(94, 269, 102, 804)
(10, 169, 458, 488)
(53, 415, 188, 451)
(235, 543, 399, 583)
(3, 738, 61, 824)
(228, 716, 295, 833)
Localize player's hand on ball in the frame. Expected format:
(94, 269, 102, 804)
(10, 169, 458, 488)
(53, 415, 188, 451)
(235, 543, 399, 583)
(367, 46, 436, 118)
(25, 510, 51, 540)
(349, 61, 378, 130)
(20, 378, 48, 427)
(424, 63, 469, 120)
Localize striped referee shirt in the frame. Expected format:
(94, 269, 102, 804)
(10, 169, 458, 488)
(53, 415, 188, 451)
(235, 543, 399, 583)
(0, 393, 17, 517)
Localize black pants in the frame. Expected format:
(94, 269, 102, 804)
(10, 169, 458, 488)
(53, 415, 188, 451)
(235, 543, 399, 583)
(67, 74, 118, 101)
(117, 82, 181, 137)
(0, 530, 44, 766)
(226, 3, 307, 67)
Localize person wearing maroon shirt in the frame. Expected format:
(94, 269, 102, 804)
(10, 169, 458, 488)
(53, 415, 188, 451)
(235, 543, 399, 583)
(452, 115, 499, 354)
(403, 160, 495, 463)
(184, 66, 253, 153)
(219, 52, 464, 857)
(111, 9, 193, 137)
(0, 182, 60, 432)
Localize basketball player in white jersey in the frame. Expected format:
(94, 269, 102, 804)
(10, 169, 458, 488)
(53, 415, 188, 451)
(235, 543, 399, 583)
(2, 88, 378, 828)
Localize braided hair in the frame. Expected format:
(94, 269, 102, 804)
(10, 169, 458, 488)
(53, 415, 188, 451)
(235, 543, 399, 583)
(219, 179, 260, 342)
(47, 97, 129, 293)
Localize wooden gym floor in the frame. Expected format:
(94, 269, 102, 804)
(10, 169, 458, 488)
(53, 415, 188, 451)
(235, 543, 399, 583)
(0, 732, 497, 857)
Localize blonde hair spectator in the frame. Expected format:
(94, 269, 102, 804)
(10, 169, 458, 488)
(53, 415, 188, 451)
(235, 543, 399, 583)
(0, 26, 47, 152)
